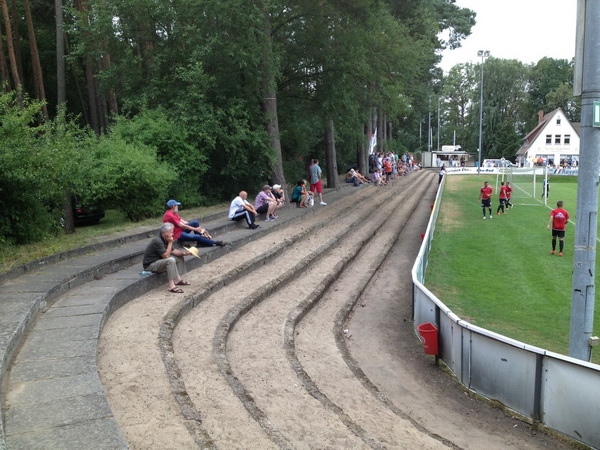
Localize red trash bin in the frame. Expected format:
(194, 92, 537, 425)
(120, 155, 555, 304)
(417, 322, 439, 355)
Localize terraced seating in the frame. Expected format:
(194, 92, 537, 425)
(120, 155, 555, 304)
(0, 181, 364, 449)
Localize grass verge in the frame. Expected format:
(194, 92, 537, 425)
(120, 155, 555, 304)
(425, 175, 600, 364)
(0, 202, 230, 274)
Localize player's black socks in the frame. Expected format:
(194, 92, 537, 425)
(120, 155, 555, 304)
(560, 241, 564, 252)
(552, 238, 556, 251)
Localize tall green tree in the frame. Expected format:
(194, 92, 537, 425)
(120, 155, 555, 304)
(441, 63, 478, 151)
(527, 57, 574, 126)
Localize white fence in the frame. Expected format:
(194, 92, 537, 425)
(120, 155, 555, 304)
(412, 176, 600, 449)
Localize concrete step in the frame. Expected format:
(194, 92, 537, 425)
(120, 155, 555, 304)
(1, 175, 419, 448)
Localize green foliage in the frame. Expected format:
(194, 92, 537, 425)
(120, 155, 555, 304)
(0, 92, 72, 244)
(109, 109, 208, 206)
(487, 121, 520, 159)
(439, 57, 580, 162)
(546, 83, 581, 123)
(0, 90, 181, 246)
(527, 57, 575, 125)
(17, 0, 482, 221)
(441, 63, 479, 152)
(87, 135, 177, 221)
(201, 100, 274, 199)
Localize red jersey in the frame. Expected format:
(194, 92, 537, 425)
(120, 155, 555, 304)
(506, 186, 513, 199)
(163, 210, 183, 240)
(499, 186, 508, 199)
(384, 160, 392, 173)
(480, 186, 493, 200)
(550, 208, 570, 231)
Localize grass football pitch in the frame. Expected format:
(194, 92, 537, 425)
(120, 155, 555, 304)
(425, 174, 600, 364)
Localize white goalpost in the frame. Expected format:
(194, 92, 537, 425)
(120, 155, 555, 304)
(507, 166, 548, 205)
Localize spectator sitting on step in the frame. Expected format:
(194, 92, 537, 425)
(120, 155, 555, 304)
(255, 185, 280, 221)
(163, 199, 227, 247)
(229, 191, 260, 229)
(346, 169, 360, 186)
(271, 184, 286, 206)
(371, 169, 386, 186)
(354, 170, 370, 183)
(291, 180, 309, 207)
(142, 222, 191, 294)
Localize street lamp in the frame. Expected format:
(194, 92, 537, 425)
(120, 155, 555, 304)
(477, 50, 490, 171)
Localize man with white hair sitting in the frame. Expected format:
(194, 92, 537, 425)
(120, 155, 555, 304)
(142, 222, 192, 293)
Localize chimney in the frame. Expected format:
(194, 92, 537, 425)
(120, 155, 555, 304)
(538, 110, 544, 123)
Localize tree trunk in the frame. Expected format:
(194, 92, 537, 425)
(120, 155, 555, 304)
(64, 34, 90, 124)
(74, 0, 99, 132)
(357, 124, 367, 175)
(55, 0, 66, 108)
(0, 19, 10, 89)
(324, 119, 338, 188)
(258, 3, 287, 190)
(9, 0, 23, 84)
(96, 78, 108, 131)
(0, 0, 21, 91)
(85, 50, 99, 132)
(102, 53, 118, 115)
(24, 0, 48, 120)
(376, 111, 385, 152)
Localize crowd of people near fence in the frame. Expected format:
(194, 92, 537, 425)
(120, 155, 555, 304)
(368, 152, 420, 179)
(520, 155, 579, 168)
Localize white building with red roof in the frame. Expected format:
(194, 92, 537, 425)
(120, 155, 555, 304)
(516, 108, 580, 167)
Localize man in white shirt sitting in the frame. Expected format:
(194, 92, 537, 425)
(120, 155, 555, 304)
(229, 191, 260, 229)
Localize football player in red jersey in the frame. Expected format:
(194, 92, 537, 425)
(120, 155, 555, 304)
(478, 181, 493, 219)
(496, 181, 509, 215)
(547, 200, 570, 256)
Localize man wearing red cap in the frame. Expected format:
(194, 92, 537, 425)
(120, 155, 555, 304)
(163, 199, 227, 247)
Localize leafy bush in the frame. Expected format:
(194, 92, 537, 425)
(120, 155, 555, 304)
(0, 90, 180, 246)
(88, 135, 177, 221)
(110, 109, 209, 206)
(0, 92, 64, 244)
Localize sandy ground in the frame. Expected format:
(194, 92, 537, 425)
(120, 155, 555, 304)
(98, 171, 572, 449)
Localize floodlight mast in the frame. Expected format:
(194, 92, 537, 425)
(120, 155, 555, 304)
(570, 0, 599, 361)
(477, 50, 490, 173)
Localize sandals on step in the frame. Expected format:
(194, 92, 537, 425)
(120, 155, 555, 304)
(176, 280, 191, 286)
(168, 287, 184, 293)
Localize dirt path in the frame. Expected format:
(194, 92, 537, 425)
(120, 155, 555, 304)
(97, 171, 570, 449)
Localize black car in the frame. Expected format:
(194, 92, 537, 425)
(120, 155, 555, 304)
(72, 195, 105, 226)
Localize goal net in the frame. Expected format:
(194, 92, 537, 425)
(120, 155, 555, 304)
(507, 166, 545, 202)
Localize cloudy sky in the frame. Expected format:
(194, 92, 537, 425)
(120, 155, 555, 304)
(439, 0, 578, 72)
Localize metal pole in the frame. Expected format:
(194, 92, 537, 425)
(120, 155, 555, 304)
(428, 97, 432, 152)
(437, 97, 440, 152)
(477, 50, 490, 172)
(570, 0, 599, 361)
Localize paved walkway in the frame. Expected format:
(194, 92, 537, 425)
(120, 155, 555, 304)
(0, 182, 360, 449)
